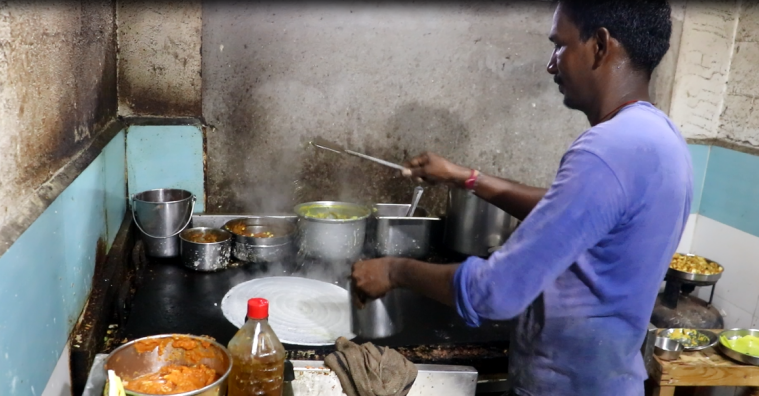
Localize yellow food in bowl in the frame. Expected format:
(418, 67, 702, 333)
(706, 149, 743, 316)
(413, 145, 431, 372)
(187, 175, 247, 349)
(721, 334, 759, 357)
(669, 253, 722, 275)
(666, 328, 710, 348)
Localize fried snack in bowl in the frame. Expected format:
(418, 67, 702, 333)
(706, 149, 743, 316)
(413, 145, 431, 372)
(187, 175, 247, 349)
(669, 253, 723, 275)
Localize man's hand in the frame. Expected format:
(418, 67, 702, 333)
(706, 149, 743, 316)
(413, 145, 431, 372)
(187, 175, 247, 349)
(351, 258, 396, 308)
(401, 152, 471, 187)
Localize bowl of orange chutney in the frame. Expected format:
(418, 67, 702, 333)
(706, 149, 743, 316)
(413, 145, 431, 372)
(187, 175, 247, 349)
(104, 334, 232, 396)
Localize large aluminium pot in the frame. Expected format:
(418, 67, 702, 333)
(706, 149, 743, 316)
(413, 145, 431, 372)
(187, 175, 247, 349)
(293, 201, 371, 264)
(445, 188, 511, 257)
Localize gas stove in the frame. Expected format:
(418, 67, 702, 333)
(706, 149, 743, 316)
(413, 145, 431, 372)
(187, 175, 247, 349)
(651, 259, 724, 329)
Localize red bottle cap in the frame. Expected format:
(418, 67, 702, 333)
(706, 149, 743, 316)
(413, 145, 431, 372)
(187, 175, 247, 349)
(247, 298, 269, 320)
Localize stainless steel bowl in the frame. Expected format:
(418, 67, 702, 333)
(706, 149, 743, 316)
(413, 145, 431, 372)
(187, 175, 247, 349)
(179, 228, 232, 272)
(223, 217, 295, 263)
(104, 334, 232, 396)
(654, 337, 683, 361)
(658, 328, 719, 351)
(718, 328, 759, 366)
(294, 201, 371, 264)
(666, 254, 723, 284)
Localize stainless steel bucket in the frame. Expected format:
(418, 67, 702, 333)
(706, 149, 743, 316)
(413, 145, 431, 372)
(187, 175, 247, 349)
(179, 227, 232, 272)
(132, 189, 196, 257)
(445, 188, 511, 257)
(293, 201, 371, 264)
(350, 284, 408, 339)
(370, 204, 440, 259)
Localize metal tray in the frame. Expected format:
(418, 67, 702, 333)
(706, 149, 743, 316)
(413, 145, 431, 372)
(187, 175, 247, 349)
(658, 328, 719, 351)
(718, 328, 759, 366)
(666, 254, 723, 284)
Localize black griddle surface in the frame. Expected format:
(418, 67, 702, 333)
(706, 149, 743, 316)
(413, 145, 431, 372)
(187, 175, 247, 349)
(123, 258, 512, 353)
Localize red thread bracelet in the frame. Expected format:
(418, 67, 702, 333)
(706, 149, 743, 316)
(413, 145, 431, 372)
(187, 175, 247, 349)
(464, 169, 480, 190)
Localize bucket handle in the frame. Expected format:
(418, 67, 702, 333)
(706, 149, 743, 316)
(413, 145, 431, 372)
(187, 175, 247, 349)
(131, 195, 196, 239)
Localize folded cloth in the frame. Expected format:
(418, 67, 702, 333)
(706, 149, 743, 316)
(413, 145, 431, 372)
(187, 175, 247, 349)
(324, 336, 418, 396)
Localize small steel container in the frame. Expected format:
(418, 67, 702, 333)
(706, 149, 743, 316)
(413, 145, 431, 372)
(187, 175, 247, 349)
(654, 337, 683, 361)
(445, 188, 512, 257)
(104, 334, 232, 396)
(369, 204, 440, 259)
(350, 283, 409, 339)
(179, 227, 232, 272)
(223, 217, 295, 263)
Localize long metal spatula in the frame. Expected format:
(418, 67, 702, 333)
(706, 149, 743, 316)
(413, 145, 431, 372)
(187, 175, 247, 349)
(310, 137, 407, 172)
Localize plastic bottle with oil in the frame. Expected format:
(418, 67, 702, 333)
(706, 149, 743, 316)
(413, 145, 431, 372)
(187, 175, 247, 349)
(227, 298, 286, 396)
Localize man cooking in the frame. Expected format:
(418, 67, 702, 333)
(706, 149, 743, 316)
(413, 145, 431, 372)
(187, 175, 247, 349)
(351, 1, 691, 395)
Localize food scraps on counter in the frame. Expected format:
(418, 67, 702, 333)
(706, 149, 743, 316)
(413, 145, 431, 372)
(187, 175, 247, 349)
(669, 253, 723, 275)
(721, 334, 759, 357)
(665, 328, 711, 348)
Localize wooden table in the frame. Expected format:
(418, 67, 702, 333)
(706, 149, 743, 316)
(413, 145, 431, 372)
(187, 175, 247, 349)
(649, 331, 759, 396)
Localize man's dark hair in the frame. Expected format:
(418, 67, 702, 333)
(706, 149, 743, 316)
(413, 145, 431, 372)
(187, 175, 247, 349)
(559, 0, 672, 75)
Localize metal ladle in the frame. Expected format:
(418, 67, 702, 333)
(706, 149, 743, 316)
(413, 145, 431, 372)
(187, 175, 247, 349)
(406, 186, 424, 217)
(310, 137, 408, 172)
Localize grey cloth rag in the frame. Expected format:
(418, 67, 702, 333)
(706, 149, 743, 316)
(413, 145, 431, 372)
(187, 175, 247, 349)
(324, 336, 418, 396)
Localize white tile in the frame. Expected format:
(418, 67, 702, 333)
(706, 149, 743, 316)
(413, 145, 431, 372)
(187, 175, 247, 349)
(712, 295, 754, 330)
(692, 216, 759, 314)
(676, 213, 699, 253)
(752, 315, 759, 329)
(41, 344, 70, 396)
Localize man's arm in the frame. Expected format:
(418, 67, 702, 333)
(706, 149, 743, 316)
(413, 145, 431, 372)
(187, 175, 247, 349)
(402, 152, 546, 220)
(471, 173, 548, 221)
(351, 258, 460, 307)
(355, 149, 626, 325)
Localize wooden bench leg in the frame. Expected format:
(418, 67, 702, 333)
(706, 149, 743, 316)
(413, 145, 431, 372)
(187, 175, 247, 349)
(652, 385, 676, 396)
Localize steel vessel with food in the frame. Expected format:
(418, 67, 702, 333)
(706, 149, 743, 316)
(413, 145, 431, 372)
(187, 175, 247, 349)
(659, 328, 718, 351)
(719, 329, 759, 366)
(223, 217, 296, 263)
(667, 253, 724, 283)
(179, 227, 232, 272)
(294, 201, 371, 265)
(104, 334, 232, 396)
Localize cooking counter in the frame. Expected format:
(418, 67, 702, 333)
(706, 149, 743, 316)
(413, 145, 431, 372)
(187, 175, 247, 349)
(122, 249, 511, 365)
(70, 215, 512, 394)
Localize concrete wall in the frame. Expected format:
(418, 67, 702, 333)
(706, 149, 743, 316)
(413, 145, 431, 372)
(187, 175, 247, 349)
(201, 1, 685, 215)
(117, 0, 202, 117)
(0, 1, 118, 249)
(718, 1, 759, 146)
